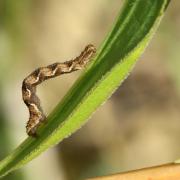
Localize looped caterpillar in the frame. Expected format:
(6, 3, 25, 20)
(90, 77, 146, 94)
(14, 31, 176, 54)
(22, 44, 96, 137)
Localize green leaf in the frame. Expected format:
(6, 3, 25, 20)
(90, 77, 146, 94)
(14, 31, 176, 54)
(0, 0, 170, 177)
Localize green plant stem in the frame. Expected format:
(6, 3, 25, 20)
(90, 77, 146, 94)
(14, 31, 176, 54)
(0, 0, 170, 177)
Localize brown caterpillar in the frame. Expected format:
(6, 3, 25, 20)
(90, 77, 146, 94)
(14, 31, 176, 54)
(22, 44, 96, 137)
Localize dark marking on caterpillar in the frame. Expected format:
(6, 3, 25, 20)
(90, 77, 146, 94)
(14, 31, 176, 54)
(22, 44, 96, 137)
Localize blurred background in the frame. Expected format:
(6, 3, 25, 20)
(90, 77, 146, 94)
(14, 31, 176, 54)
(0, 0, 180, 180)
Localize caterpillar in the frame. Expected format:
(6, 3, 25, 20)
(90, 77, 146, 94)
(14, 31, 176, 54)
(22, 44, 96, 137)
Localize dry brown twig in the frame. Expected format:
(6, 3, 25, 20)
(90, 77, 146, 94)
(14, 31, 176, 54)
(86, 163, 180, 180)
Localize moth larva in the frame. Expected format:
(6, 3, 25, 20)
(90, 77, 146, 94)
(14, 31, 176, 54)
(22, 44, 96, 137)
